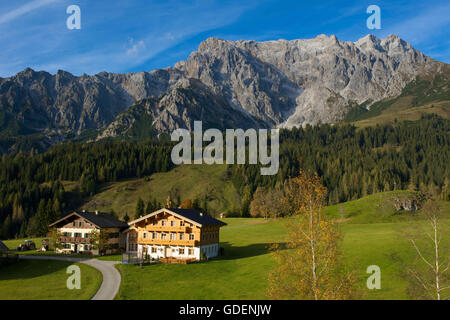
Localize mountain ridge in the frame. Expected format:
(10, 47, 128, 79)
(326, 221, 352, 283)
(0, 33, 448, 152)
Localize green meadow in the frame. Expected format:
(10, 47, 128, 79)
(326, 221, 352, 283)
(0, 260, 101, 300)
(117, 215, 449, 300)
(2, 192, 448, 300)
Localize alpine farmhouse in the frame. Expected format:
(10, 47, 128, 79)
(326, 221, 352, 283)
(49, 210, 129, 255)
(124, 208, 226, 261)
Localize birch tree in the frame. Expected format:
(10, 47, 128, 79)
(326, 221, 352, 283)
(268, 170, 359, 300)
(403, 201, 449, 300)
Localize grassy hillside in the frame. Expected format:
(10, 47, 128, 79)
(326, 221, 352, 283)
(77, 150, 446, 222)
(117, 217, 450, 300)
(324, 190, 450, 223)
(352, 100, 449, 128)
(345, 70, 450, 127)
(81, 164, 241, 218)
(80, 162, 442, 224)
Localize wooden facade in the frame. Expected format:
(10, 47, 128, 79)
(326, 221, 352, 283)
(125, 208, 226, 261)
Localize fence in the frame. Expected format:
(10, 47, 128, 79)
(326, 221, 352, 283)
(122, 252, 141, 264)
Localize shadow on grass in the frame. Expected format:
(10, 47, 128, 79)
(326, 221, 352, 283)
(219, 242, 288, 260)
(0, 259, 73, 281)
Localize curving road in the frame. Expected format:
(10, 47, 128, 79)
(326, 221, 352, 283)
(19, 255, 121, 300)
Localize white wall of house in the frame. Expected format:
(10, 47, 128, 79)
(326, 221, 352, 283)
(199, 243, 219, 259)
(134, 243, 219, 260)
(137, 244, 200, 260)
(59, 243, 92, 252)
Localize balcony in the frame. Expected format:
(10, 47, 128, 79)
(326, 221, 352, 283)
(60, 236, 90, 244)
(143, 225, 191, 233)
(137, 238, 199, 247)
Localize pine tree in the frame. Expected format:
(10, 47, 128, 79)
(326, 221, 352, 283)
(1, 215, 11, 239)
(145, 200, 153, 214)
(135, 197, 145, 219)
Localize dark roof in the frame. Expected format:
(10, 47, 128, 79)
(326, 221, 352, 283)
(167, 208, 227, 227)
(0, 240, 9, 251)
(50, 211, 129, 229)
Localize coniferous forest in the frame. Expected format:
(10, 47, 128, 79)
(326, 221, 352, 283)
(0, 114, 448, 239)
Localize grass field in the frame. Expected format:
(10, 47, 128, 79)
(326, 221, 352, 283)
(81, 164, 240, 218)
(116, 216, 449, 300)
(2, 192, 448, 300)
(324, 190, 450, 223)
(0, 260, 102, 300)
(2, 237, 45, 250)
(117, 218, 285, 300)
(352, 100, 450, 128)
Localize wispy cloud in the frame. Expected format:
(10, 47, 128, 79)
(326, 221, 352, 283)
(381, 3, 450, 44)
(17, 0, 254, 76)
(126, 39, 146, 57)
(0, 0, 58, 25)
(0, 0, 448, 77)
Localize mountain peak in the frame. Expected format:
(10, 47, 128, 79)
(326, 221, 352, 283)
(0, 33, 442, 152)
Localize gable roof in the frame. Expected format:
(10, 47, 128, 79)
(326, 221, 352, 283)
(49, 211, 129, 229)
(128, 208, 227, 228)
(0, 240, 9, 251)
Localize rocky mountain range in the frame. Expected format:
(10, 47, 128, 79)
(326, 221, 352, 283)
(0, 33, 447, 152)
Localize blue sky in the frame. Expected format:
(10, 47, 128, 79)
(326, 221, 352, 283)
(0, 0, 449, 77)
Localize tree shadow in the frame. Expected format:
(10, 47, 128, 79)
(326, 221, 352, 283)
(0, 258, 75, 281)
(218, 242, 288, 260)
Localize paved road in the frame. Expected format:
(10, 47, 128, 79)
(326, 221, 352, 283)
(19, 255, 121, 300)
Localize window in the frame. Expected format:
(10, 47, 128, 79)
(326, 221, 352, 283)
(170, 221, 176, 227)
(152, 220, 158, 226)
(188, 248, 194, 255)
(179, 248, 185, 255)
(129, 233, 137, 240)
(84, 245, 89, 250)
(108, 232, 119, 239)
(78, 221, 82, 227)
(143, 232, 148, 239)
(152, 232, 157, 240)
(72, 222, 76, 227)
(180, 221, 185, 227)
(161, 233, 167, 240)
(84, 233, 89, 238)
(189, 234, 195, 240)
(151, 247, 157, 253)
(179, 233, 185, 240)
(161, 220, 166, 226)
(170, 233, 176, 240)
